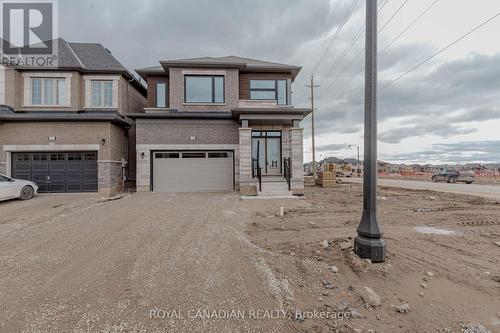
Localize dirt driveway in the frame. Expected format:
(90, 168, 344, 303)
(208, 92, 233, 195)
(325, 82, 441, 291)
(0, 193, 292, 332)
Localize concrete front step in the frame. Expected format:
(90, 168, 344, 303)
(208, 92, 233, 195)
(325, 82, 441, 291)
(258, 191, 294, 197)
(261, 179, 286, 183)
(258, 180, 291, 196)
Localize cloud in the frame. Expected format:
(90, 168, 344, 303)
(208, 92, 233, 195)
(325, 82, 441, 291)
(381, 140, 500, 164)
(316, 143, 348, 152)
(57, 0, 500, 163)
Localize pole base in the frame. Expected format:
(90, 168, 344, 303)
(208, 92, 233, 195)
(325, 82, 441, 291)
(354, 235, 386, 262)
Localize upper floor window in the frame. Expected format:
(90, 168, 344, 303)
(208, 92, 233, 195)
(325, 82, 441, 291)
(249, 79, 287, 105)
(185, 75, 224, 104)
(156, 82, 167, 108)
(31, 78, 66, 105)
(91, 80, 113, 107)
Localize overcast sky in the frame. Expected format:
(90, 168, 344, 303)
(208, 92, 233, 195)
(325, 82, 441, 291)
(59, 0, 500, 165)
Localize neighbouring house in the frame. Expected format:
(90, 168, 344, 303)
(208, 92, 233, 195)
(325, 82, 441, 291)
(131, 56, 310, 196)
(0, 38, 147, 196)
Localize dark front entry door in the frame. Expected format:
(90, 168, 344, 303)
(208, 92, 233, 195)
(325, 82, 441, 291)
(251, 131, 282, 175)
(11, 152, 98, 193)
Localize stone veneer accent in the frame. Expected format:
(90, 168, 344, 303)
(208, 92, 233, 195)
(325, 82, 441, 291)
(98, 161, 123, 196)
(238, 127, 256, 195)
(289, 127, 304, 195)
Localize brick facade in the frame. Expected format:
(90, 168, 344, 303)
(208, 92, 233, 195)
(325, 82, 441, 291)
(168, 68, 239, 112)
(0, 122, 128, 196)
(136, 120, 239, 145)
(146, 76, 169, 108)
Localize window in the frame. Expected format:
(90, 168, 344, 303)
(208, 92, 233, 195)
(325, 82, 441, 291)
(208, 152, 229, 158)
(252, 131, 281, 138)
(67, 153, 82, 161)
(50, 153, 65, 161)
(0, 175, 10, 182)
(91, 80, 113, 107)
(249, 79, 288, 105)
(155, 152, 179, 159)
(156, 82, 167, 108)
(31, 79, 41, 104)
(31, 78, 66, 105)
(33, 153, 48, 161)
(185, 76, 224, 103)
(84, 152, 97, 161)
(181, 152, 206, 158)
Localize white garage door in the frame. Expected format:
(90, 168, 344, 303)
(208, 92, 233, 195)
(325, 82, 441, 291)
(153, 151, 234, 192)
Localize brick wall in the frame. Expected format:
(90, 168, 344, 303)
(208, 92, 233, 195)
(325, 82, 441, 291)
(136, 120, 239, 145)
(168, 68, 239, 112)
(146, 76, 169, 108)
(0, 122, 129, 195)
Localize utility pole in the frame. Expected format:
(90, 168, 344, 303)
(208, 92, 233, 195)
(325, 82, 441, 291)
(306, 76, 320, 179)
(354, 0, 386, 262)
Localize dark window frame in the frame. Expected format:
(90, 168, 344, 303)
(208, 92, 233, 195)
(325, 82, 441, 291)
(249, 79, 288, 105)
(156, 81, 168, 108)
(184, 75, 225, 104)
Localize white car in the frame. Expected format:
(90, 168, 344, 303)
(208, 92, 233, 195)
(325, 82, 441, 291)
(0, 174, 38, 201)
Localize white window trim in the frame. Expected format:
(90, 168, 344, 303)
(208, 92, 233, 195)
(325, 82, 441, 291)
(83, 75, 119, 109)
(22, 72, 72, 107)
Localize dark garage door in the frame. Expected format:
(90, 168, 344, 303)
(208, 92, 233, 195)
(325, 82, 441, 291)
(12, 152, 98, 193)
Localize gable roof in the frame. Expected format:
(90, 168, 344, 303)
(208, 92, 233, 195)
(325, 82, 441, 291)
(136, 55, 301, 80)
(13, 38, 145, 95)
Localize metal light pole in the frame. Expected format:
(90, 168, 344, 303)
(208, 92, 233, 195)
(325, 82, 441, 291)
(348, 144, 361, 177)
(354, 0, 386, 262)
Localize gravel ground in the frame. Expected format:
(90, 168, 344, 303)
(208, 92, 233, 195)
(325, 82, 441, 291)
(244, 184, 500, 332)
(347, 178, 500, 200)
(0, 192, 291, 332)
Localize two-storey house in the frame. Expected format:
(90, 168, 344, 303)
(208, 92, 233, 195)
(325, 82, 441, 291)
(132, 56, 310, 196)
(0, 39, 147, 196)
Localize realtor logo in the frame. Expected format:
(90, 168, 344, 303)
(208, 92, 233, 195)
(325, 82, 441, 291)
(0, 0, 58, 66)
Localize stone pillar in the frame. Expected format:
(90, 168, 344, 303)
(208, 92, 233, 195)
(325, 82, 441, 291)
(98, 161, 124, 196)
(239, 126, 257, 196)
(136, 147, 151, 192)
(290, 126, 304, 196)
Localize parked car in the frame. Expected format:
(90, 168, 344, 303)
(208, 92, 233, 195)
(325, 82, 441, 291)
(431, 169, 475, 184)
(0, 174, 38, 201)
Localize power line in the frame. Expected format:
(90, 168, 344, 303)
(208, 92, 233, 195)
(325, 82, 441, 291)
(378, 0, 390, 13)
(381, 12, 500, 90)
(312, 0, 360, 75)
(321, 47, 364, 98)
(332, 0, 440, 99)
(378, 0, 408, 33)
(317, 0, 395, 93)
(379, 0, 440, 55)
(318, 23, 365, 86)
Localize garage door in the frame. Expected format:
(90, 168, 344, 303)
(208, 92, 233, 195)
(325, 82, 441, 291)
(12, 152, 98, 193)
(153, 151, 233, 192)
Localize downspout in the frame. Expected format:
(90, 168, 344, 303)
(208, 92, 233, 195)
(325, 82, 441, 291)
(124, 77, 135, 184)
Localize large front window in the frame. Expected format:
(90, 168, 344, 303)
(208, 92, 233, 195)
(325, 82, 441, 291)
(249, 79, 288, 105)
(91, 80, 113, 107)
(185, 75, 224, 103)
(31, 78, 66, 105)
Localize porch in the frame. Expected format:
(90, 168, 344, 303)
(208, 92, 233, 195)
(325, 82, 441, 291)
(234, 108, 310, 197)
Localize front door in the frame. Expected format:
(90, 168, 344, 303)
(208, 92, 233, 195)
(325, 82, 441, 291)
(251, 131, 282, 175)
